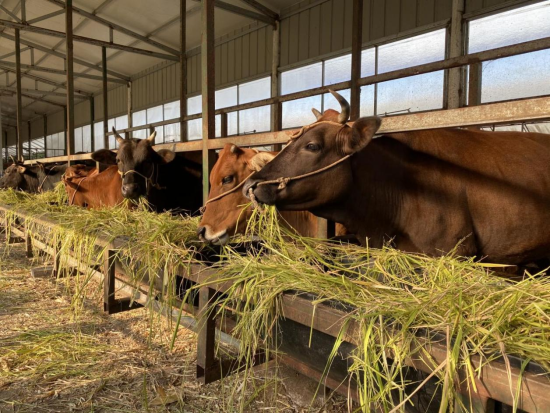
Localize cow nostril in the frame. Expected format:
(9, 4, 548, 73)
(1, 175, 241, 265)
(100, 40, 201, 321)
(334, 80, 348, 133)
(197, 226, 206, 236)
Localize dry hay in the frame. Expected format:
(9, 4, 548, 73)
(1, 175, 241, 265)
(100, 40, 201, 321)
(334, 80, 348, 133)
(0, 240, 348, 412)
(0, 188, 549, 412)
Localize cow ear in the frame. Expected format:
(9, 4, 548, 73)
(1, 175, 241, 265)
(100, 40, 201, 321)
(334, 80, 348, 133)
(91, 149, 117, 165)
(248, 152, 276, 172)
(339, 116, 381, 155)
(17, 165, 26, 174)
(157, 149, 176, 164)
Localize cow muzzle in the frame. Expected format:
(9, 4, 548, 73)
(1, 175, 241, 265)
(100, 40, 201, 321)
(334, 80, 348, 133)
(197, 225, 230, 245)
(121, 183, 142, 200)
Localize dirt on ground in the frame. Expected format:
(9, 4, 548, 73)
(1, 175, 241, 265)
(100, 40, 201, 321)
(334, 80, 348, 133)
(0, 238, 348, 413)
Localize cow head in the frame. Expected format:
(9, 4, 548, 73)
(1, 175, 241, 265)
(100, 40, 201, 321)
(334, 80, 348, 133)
(243, 90, 381, 210)
(91, 127, 175, 200)
(197, 143, 274, 245)
(0, 160, 34, 191)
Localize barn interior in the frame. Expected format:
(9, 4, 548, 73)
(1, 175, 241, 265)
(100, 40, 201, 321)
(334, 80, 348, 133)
(0, 0, 549, 412)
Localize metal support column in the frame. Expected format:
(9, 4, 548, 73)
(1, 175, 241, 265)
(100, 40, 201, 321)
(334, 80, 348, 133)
(15, 29, 23, 161)
(0, 98, 3, 171)
(201, 0, 216, 203)
(196, 287, 216, 382)
(27, 121, 31, 159)
(65, 0, 75, 164)
(43, 115, 48, 157)
(350, 0, 363, 121)
(447, 0, 466, 109)
(89, 97, 95, 150)
(180, 0, 187, 142)
(102, 46, 109, 149)
(270, 20, 281, 150)
(127, 82, 132, 139)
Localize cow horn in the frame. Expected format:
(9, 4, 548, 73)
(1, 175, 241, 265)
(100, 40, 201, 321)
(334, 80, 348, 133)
(311, 108, 322, 121)
(112, 127, 125, 144)
(329, 89, 350, 124)
(9, 155, 16, 164)
(146, 129, 157, 143)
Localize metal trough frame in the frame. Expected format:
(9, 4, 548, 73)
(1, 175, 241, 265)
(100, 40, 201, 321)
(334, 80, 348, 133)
(1, 204, 549, 412)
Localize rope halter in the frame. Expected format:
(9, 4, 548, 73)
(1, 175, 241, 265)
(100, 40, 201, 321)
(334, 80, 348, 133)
(117, 163, 165, 192)
(254, 120, 351, 190)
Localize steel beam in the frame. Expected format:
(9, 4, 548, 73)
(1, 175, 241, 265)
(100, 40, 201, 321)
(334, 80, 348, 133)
(1, 86, 87, 99)
(0, 32, 130, 81)
(0, 19, 180, 61)
(0, 61, 128, 84)
(238, 0, 279, 19)
(15, 29, 23, 161)
(127, 82, 132, 139)
(27, 9, 65, 25)
(66, 0, 75, 164)
(43, 0, 181, 57)
(179, 0, 187, 142)
(270, 20, 281, 138)
(215, 0, 276, 26)
(201, 0, 216, 203)
(102, 47, 108, 149)
(349, 0, 362, 121)
(0, 4, 21, 22)
(0, 64, 93, 96)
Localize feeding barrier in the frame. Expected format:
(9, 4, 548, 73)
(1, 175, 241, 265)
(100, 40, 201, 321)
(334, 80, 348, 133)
(0, 188, 549, 412)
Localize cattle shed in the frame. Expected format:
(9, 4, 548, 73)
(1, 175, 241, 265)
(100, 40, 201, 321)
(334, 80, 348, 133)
(0, 0, 550, 412)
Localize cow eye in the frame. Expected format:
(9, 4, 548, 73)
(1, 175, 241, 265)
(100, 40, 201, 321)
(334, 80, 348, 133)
(222, 175, 234, 185)
(305, 143, 320, 152)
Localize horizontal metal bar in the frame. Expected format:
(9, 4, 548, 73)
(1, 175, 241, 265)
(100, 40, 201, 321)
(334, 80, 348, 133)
(0, 64, 93, 96)
(238, 0, 279, 20)
(29, 95, 550, 165)
(26, 9, 64, 25)
(0, 60, 127, 84)
(1, 86, 87, 99)
(0, 32, 130, 81)
(0, 19, 180, 61)
(215, 0, 276, 26)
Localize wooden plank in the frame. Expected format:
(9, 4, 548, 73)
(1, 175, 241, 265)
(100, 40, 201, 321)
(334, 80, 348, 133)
(65, 0, 75, 164)
(102, 47, 108, 149)
(15, 29, 22, 161)
(436, 0, 453, 20)
(362, 0, 371, 43)
(215, 46, 222, 86)
(196, 287, 216, 383)
(343, 0, 353, 49)
(447, 0, 466, 109)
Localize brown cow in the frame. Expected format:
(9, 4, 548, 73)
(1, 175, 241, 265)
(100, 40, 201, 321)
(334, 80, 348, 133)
(197, 143, 347, 245)
(63, 166, 124, 209)
(244, 90, 550, 265)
